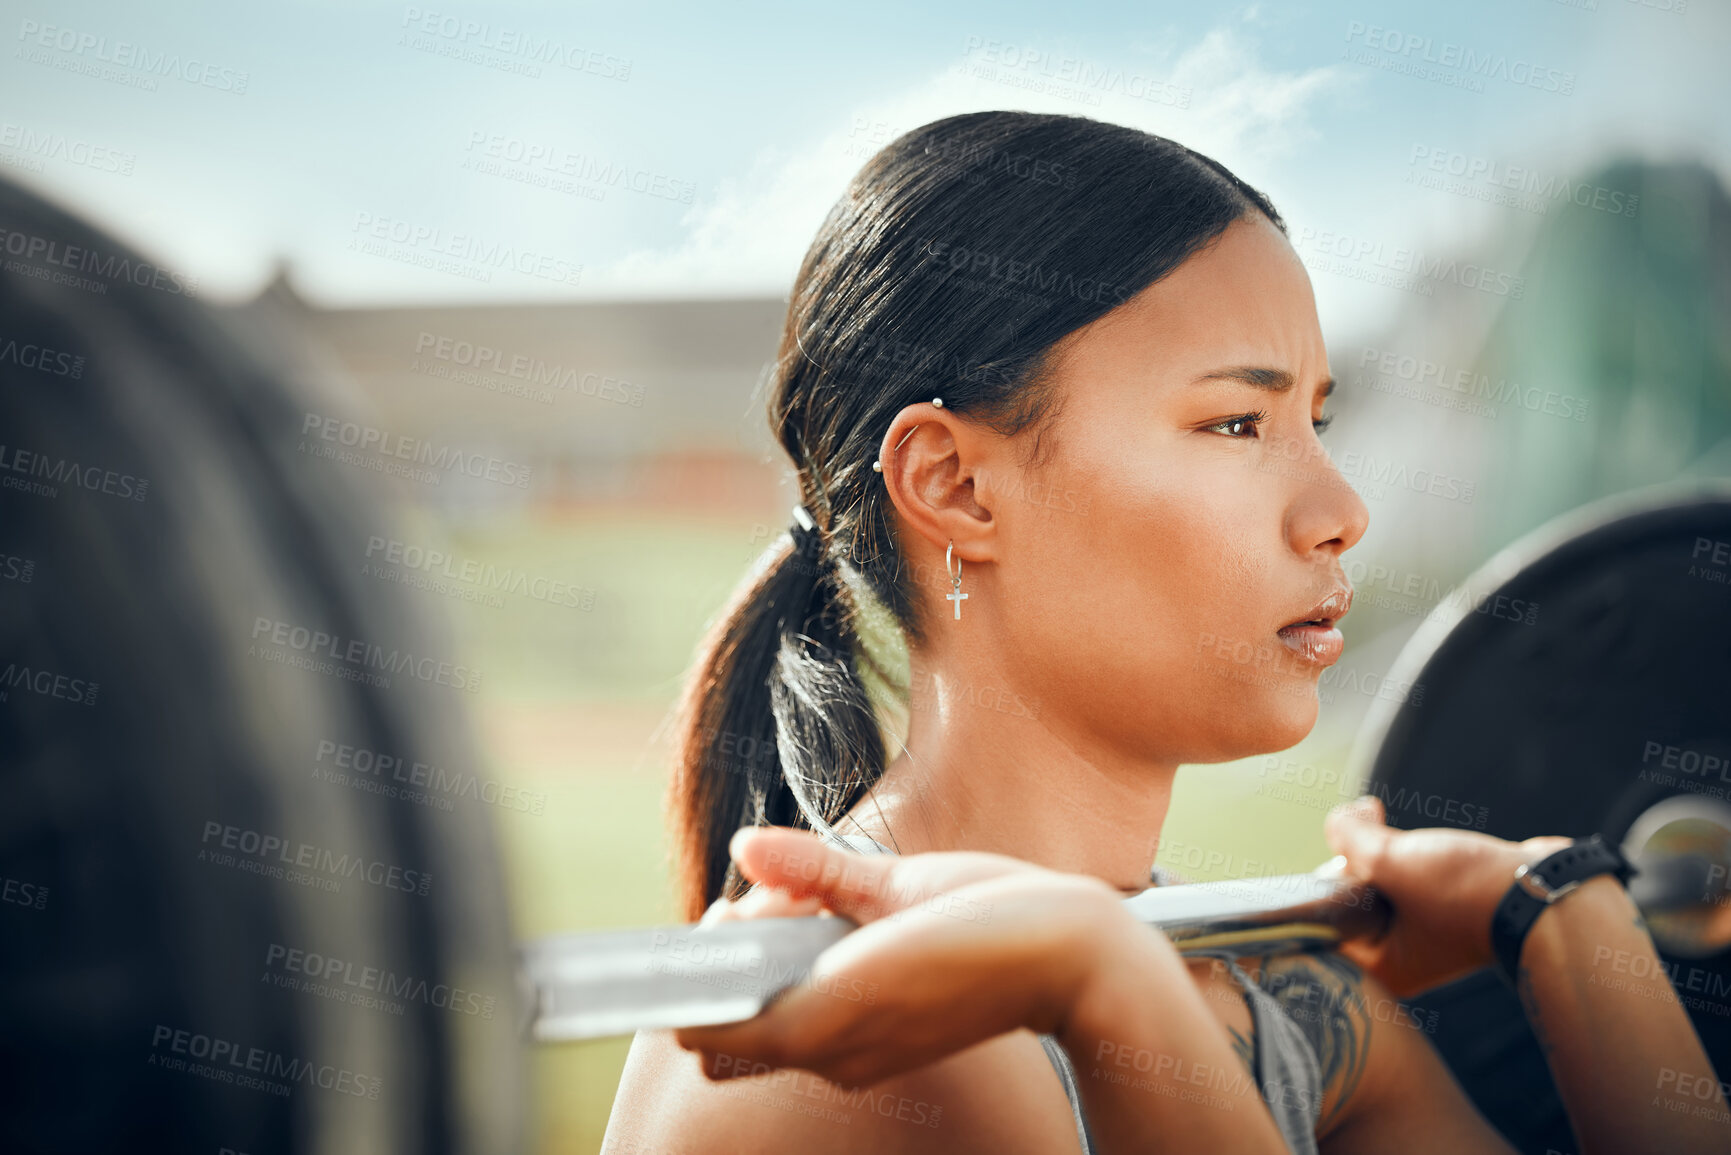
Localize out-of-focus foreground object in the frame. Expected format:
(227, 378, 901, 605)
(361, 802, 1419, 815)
(0, 176, 526, 1155)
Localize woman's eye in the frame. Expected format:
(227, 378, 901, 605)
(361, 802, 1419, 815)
(1205, 411, 1267, 438)
(1313, 413, 1334, 434)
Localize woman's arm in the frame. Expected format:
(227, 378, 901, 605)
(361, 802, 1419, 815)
(1326, 797, 1730, 1154)
(1054, 901, 1292, 1152)
(668, 827, 1293, 1153)
(1516, 875, 1729, 1152)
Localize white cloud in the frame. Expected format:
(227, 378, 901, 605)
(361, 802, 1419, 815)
(597, 25, 1347, 296)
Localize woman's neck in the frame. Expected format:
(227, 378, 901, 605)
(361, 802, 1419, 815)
(841, 666, 1179, 894)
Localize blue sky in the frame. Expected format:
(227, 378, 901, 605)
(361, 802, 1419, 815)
(3, 0, 1725, 336)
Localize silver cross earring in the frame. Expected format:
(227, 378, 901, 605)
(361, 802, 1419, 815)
(946, 540, 967, 620)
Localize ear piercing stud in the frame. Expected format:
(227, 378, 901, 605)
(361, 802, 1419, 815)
(872, 398, 943, 472)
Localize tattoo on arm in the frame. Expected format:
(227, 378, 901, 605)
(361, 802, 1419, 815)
(1257, 953, 1372, 1130)
(1227, 1023, 1255, 1077)
(1516, 965, 1551, 1058)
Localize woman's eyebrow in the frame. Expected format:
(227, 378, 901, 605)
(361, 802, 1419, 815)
(1189, 366, 1336, 398)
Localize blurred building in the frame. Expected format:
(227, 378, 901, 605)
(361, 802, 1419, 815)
(228, 275, 791, 520)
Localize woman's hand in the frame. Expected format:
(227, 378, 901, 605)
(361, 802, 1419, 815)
(672, 825, 1154, 1090)
(1325, 794, 1570, 997)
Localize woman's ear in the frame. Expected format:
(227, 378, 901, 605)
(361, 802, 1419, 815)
(876, 403, 999, 566)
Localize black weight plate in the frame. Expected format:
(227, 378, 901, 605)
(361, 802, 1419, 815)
(1349, 484, 1731, 1155)
(0, 176, 526, 1155)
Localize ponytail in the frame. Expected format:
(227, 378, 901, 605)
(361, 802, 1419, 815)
(668, 525, 892, 918)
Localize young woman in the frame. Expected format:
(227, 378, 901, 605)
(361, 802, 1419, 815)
(604, 111, 1726, 1153)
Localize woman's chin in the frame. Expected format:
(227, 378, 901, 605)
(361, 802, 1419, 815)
(1196, 686, 1321, 762)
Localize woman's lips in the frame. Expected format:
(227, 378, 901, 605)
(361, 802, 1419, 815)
(1276, 621, 1345, 664)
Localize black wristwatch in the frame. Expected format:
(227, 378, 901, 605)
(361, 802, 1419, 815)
(1489, 834, 1636, 984)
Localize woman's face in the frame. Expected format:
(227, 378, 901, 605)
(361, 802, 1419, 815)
(985, 212, 1368, 765)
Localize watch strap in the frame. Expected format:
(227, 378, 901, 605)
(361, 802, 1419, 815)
(1490, 834, 1635, 983)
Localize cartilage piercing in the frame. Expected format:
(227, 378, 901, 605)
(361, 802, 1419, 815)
(873, 398, 944, 472)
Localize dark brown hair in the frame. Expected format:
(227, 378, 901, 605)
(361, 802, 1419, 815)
(669, 111, 1286, 918)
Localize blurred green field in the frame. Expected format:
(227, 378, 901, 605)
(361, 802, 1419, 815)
(431, 509, 1360, 1154)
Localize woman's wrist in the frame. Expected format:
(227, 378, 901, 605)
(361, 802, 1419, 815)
(1514, 873, 1638, 976)
(1463, 836, 1575, 965)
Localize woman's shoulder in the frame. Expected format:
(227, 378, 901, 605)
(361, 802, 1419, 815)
(1235, 951, 1388, 1139)
(605, 1021, 1087, 1155)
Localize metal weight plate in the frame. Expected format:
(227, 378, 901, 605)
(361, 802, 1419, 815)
(0, 177, 526, 1155)
(1347, 484, 1731, 1155)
